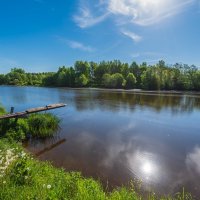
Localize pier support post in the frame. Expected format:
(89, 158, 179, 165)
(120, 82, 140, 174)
(10, 107, 14, 114)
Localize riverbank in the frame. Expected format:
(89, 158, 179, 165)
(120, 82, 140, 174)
(1, 85, 200, 98)
(61, 87, 200, 96)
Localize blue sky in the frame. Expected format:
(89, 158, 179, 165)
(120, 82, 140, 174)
(0, 0, 200, 73)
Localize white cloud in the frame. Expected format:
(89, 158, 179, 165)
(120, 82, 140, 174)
(74, 0, 197, 28)
(121, 29, 142, 42)
(56, 36, 95, 52)
(68, 40, 95, 52)
(108, 0, 196, 26)
(73, 0, 197, 46)
(73, 6, 109, 28)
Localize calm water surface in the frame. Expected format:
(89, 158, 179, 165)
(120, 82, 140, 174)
(1, 86, 200, 197)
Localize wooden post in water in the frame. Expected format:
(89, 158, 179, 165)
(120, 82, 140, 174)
(10, 107, 14, 114)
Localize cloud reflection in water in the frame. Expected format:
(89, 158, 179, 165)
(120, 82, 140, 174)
(186, 146, 200, 175)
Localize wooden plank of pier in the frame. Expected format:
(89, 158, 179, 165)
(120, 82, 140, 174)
(0, 103, 66, 120)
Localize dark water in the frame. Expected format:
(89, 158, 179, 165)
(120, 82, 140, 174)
(1, 86, 200, 197)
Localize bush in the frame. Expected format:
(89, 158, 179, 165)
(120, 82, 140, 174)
(0, 106, 60, 140)
(28, 113, 60, 138)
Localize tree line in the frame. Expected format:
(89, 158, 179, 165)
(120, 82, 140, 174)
(0, 60, 200, 90)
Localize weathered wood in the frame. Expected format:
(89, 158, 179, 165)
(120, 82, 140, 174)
(0, 103, 66, 120)
(10, 107, 14, 114)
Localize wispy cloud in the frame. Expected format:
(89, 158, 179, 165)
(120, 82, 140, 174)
(121, 29, 142, 42)
(56, 36, 95, 52)
(73, 5, 109, 28)
(73, 0, 198, 49)
(74, 0, 197, 27)
(108, 0, 196, 26)
(68, 40, 95, 52)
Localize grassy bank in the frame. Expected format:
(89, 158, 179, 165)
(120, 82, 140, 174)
(0, 105, 195, 200)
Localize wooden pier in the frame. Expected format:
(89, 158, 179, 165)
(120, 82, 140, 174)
(0, 103, 66, 120)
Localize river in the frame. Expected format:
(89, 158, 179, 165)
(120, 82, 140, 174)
(1, 86, 200, 197)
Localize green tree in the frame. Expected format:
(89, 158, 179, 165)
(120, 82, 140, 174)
(141, 67, 160, 90)
(75, 74, 88, 87)
(75, 61, 90, 78)
(94, 61, 109, 85)
(110, 73, 126, 88)
(0, 74, 5, 85)
(5, 68, 27, 85)
(102, 73, 111, 88)
(126, 73, 137, 89)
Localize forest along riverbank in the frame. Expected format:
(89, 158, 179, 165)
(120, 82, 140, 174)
(0, 60, 200, 91)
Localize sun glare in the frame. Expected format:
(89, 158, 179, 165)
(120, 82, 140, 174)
(142, 162, 153, 174)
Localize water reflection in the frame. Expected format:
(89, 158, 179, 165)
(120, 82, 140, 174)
(128, 151, 159, 183)
(1, 86, 200, 197)
(186, 146, 200, 175)
(72, 90, 200, 114)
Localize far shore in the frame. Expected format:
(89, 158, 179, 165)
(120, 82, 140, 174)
(1, 85, 200, 97)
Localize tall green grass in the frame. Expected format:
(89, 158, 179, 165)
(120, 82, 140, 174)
(28, 113, 60, 138)
(0, 106, 60, 140)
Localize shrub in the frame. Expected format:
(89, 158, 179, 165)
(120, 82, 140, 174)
(0, 105, 60, 140)
(28, 113, 60, 138)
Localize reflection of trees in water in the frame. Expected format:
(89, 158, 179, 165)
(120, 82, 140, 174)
(4, 87, 28, 104)
(73, 91, 200, 114)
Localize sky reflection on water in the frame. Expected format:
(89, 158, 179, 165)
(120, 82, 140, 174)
(1, 86, 200, 197)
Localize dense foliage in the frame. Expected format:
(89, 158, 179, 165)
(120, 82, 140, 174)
(0, 60, 200, 90)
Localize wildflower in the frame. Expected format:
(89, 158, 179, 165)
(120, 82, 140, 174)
(47, 184, 51, 189)
(3, 181, 6, 184)
(21, 152, 26, 158)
